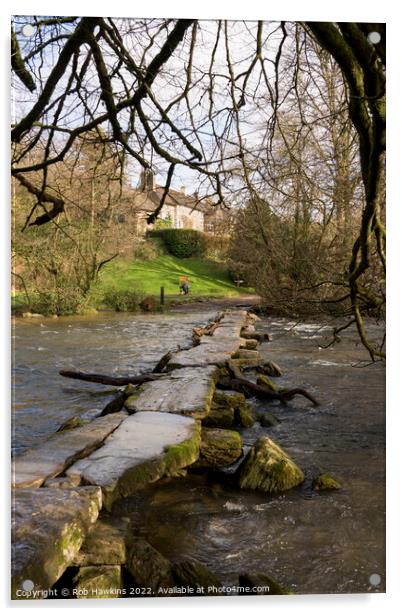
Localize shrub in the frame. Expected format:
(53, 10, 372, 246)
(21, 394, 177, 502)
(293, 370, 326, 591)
(29, 288, 88, 316)
(202, 234, 230, 261)
(154, 214, 173, 230)
(148, 229, 206, 258)
(132, 237, 167, 261)
(102, 289, 143, 312)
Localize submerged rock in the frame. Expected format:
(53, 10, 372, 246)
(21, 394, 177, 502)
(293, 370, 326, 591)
(192, 428, 243, 469)
(238, 571, 291, 595)
(312, 474, 342, 491)
(255, 410, 280, 427)
(11, 487, 102, 598)
(73, 565, 123, 599)
(172, 559, 223, 595)
(238, 437, 304, 494)
(56, 415, 84, 432)
(126, 538, 175, 593)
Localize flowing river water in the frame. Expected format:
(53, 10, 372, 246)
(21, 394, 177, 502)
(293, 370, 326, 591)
(12, 309, 385, 595)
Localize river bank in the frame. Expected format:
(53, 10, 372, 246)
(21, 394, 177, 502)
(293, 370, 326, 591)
(11, 309, 385, 597)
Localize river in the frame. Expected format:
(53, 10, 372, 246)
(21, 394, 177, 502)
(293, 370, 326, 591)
(11, 309, 385, 595)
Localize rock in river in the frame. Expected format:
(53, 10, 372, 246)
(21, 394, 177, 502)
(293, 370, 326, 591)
(73, 565, 123, 599)
(238, 437, 304, 494)
(312, 474, 342, 491)
(192, 427, 243, 469)
(12, 412, 127, 489)
(125, 365, 219, 420)
(66, 412, 201, 510)
(126, 537, 175, 593)
(72, 514, 133, 566)
(11, 487, 102, 598)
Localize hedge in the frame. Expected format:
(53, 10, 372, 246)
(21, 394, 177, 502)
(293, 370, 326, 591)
(148, 228, 206, 258)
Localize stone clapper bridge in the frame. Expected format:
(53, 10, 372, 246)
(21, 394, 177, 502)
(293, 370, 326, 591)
(12, 310, 316, 599)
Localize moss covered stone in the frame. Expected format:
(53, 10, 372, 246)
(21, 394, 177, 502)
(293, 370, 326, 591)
(238, 437, 304, 494)
(124, 386, 144, 410)
(66, 413, 201, 511)
(11, 487, 102, 598)
(236, 405, 255, 428)
(203, 404, 235, 428)
(256, 375, 278, 392)
(207, 391, 255, 428)
(73, 515, 132, 566)
(312, 474, 342, 491)
(240, 338, 258, 350)
(56, 415, 84, 432)
(255, 410, 280, 427)
(238, 571, 292, 595)
(213, 390, 245, 409)
(203, 390, 245, 428)
(232, 349, 261, 361)
(73, 565, 123, 599)
(192, 428, 243, 468)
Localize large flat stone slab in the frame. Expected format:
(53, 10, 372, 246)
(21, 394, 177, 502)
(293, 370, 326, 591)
(125, 366, 219, 418)
(12, 413, 127, 489)
(66, 412, 201, 510)
(11, 486, 102, 599)
(168, 311, 250, 369)
(212, 323, 243, 339)
(168, 339, 241, 369)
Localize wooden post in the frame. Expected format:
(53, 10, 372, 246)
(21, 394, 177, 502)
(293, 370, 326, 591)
(160, 286, 165, 305)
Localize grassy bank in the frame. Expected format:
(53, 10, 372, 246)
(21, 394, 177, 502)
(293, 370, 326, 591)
(13, 254, 254, 315)
(95, 255, 252, 303)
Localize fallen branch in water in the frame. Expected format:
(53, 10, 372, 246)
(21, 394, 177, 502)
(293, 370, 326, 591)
(192, 317, 221, 344)
(59, 370, 161, 386)
(152, 351, 173, 373)
(218, 376, 319, 407)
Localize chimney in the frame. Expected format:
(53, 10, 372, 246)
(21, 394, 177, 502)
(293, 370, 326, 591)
(180, 185, 187, 196)
(139, 169, 156, 192)
(147, 170, 156, 191)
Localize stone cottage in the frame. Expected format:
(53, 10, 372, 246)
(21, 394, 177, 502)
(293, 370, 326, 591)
(132, 170, 207, 235)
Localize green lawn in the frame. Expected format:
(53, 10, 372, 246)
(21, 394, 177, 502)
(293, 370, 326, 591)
(96, 255, 252, 300)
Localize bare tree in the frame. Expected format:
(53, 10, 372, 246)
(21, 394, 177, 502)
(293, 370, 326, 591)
(11, 17, 385, 356)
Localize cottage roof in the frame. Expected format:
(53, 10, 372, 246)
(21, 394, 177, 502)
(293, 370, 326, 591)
(130, 185, 211, 215)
